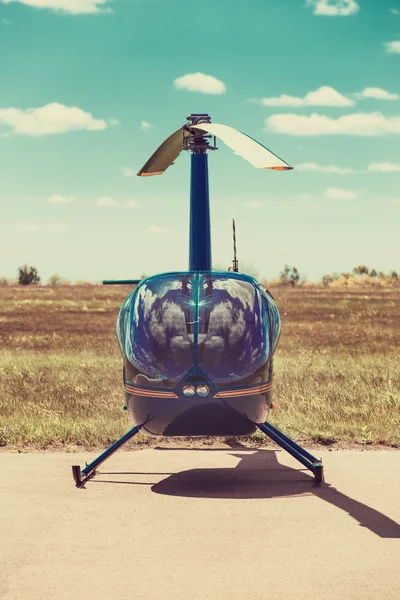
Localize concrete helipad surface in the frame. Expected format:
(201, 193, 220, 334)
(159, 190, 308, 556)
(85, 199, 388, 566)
(1, 448, 399, 600)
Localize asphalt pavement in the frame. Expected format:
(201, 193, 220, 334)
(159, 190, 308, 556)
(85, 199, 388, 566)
(1, 448, 399, 600)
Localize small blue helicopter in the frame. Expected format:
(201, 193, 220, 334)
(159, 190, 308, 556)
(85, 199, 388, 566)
(72, 114, 323, 487)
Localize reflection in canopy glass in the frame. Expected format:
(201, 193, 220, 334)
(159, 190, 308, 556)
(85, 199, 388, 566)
(118, 272, 279, 390)
(197, 275, 270, 386)
(119, 274, 195, 387)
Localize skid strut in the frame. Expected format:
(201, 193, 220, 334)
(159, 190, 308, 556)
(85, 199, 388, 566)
(72, 422, 147, 488)
(258, 421, 324, 484)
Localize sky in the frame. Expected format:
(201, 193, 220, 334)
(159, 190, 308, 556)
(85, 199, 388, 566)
(0, 0, 399, 283)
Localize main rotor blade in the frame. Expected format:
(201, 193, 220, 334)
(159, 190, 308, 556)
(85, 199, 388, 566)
(137, 128, 185, 176)
(191, 123, 293, 170)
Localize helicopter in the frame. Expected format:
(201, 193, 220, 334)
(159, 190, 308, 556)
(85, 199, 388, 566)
(72, 113, 323, 487)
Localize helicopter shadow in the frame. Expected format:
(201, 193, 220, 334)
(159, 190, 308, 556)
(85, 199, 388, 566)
(93, 447, 400, 539)
(148, 447, 400, 539)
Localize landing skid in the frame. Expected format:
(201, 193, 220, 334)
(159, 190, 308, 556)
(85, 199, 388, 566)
(72, 423, 147, 488)
(258, 421, 324, 484)
(72, 420, 323, 487)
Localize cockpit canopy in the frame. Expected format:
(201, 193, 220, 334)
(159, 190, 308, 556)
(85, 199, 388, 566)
(118, 272, 280, 389)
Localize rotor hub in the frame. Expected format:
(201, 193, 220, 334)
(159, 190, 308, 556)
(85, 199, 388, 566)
(183, 114, 217, 154)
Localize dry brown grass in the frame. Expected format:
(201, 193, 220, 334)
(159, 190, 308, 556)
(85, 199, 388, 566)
(0, 285, 399, 449)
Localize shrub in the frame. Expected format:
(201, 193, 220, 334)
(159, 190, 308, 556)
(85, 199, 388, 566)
(280, 264, 300, 287)
(47, 274, 62, 286)
(18, 265, 41, 286)
(322, 275, 334, 286)
(353, 265, 369, 276)
(319, 267, 399, 288)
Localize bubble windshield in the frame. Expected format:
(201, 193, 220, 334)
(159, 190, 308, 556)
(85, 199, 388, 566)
(124, 274, 195, 386)
(197, 275, 269, 386)
(121, 272, 270, 389)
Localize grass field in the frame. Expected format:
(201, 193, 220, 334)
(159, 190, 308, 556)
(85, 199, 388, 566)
(0, 284, 399, 449)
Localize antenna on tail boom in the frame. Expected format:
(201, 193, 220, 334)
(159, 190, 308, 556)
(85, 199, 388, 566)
(229, 217, 239, 272)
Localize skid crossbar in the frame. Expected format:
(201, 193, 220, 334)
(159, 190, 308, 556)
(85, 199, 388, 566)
(72, 422, 146, 488)
(258, 422, 323, 483)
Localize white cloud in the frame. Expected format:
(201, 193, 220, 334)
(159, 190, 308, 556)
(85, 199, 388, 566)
(355, 87, 400, 100)
(297, 162, 356, 174)
(0, 103, 109, 136)
(122, 166, 136, 177)
(48, 194, 75, 204)
(368, 162, 400, 173)
(266, 112, 400, 136)
(385, 41, 400, 53)
(1, 17, 11, 23)
(96, 196, 117, 207)
(257, 86, 354, 107)
(174, 72, 226, 95)
(14, 223, 40, 232)
(147, 225, 168, 234)
(45, 222, 68, 231)
(125, 199, 138, 208)
(13, 221, 67, 232)
(306, 0, 360, 16)
(0, 0, 112, 14)
(140, 121, 153, 131)
(242, 201, 262, 208)
(391, 9, 400, 15)
(48, 195, 139, 207)
(324, 187, 357, 200)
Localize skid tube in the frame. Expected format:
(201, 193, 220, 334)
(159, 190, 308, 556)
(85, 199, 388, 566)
(258, 422, 324, 484)
(72, 421, 148, 488)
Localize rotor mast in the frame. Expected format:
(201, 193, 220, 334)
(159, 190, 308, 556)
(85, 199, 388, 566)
(137, 113, 293, 274)
(184, 114, 217, 272)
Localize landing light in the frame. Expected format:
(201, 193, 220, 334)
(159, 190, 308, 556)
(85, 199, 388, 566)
(183, 385, 196, 397)
(196, 385, 209, 398)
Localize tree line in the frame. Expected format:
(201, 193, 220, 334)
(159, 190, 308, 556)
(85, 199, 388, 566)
(0, 264, 398, 287)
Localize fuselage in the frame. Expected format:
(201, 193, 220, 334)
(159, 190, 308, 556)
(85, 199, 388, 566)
(117, 270, 281, 437)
